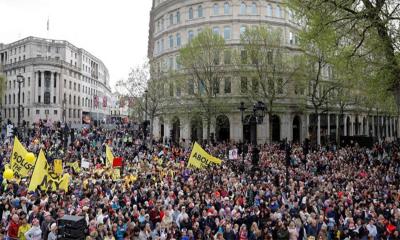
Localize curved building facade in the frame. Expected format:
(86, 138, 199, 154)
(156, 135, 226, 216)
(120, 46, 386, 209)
(148, 0, 399, 144)
(0, 36, 112, 127)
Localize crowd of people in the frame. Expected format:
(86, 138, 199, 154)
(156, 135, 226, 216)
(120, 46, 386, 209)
(0, 121, 399, 240)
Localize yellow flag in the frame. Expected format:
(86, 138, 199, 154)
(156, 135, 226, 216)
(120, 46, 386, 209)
(54, 159, 63, 175)
(11, 137, 33, 177)
(66, 162, 81, 173)
(187, 142, 222, 169)
(28, 150, 69, 192)
(28, 150, 48, 191)
(106, 145, 114, 167)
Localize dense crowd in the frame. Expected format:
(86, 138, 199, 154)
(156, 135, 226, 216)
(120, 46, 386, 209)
(0, 121, 399, 240)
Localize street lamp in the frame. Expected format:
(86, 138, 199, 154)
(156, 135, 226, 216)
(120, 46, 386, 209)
(17, 74, 25, 139)
(239, 101, 266, 168)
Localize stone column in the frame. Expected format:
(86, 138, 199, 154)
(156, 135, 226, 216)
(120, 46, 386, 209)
(327, 114, 331, 140)
(344, 116, 347, 136)
(366, 117, 370, 136)
(336, 114, 339, 143)
(41, 71, 45, 104)
(153, 117, 160, 141)
(265, 114, 270, 143)
(305, 114, 310, 139)
(34, 71, 39, 104)
(256, 119, 267, 144)
(230, 113, 242, 143)
(385, 117, 389, 139)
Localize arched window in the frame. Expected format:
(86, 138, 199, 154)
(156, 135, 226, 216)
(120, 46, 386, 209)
(240, 26, 246, 36)
(224, 2, 230, 15)
(213, 3, 219, 15)
(251, 2, 257, 15)
(276, 5, 281, 18)
(240, 2, 246, 15)
(197, 5, 203, 18)
(267, 4, 272, 16)
(189, 7, 193, 19)
(176, 33, 181, 46)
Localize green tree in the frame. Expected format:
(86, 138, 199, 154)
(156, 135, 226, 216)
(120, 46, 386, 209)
(288, 0, 400, 105)
(240, 25, 299, 142)
(178, 28, 227, 142)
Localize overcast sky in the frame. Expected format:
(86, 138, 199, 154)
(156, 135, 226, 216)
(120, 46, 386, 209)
(0, 0, 152, 89)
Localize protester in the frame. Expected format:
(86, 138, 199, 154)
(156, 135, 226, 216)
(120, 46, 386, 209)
(0, 121, 399, 239)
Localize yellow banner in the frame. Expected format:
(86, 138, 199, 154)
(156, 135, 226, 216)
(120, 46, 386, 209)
(187, 142, 222, 169)
(66, 161, 81, 173)
(28, 150, 69, 192)
(10, 137, 32, 177)
(54, 159, 63, 175)
(106, 145, 114, 167)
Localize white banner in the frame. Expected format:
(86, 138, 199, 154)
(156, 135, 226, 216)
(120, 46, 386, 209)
(229, 149, 238, 160)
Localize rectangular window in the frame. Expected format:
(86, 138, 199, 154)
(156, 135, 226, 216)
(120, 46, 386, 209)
(188, 79, 194, 95)
(176, 33, 181, 46)
(198, 5, 203, 18)
(213, 78, 220, 94)
(54, 110, 58, 115)
(169, 35, 174, 48)
(189, 7, 193, 19)
(224, 26, 231, 40)
(176, 11, 180, 23)
(53, 96, 56, 103)
(36, 109, 40, 115)
(252, 78, 259, 93)
(224, 77, 231, 94)
(169, 14, 174, 25)
(169, 82, 174, 96)
(198, 80, 205, 94)
(213, 27, 220, 36)
(241, 50, 247, 64)
(213, 4, 219, 15)
(188, 30, 194, 41)
(224, 50, 231, 65)
(38, 95, 41, 103)
(241, 77, 248, 93)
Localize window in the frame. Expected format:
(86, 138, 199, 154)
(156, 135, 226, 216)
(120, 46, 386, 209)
(240, 2, 246, 15)
(53, 96, 56, 103)
(197, 5, 203, 18)
(213, 53, 220, 65)
(44, 92, 50, 104)
(224, 26, 231, 40)
(176, 85, 181, 97)
(169, 57, 174, 70)
(161, 39, 164, 52)
(252, 78, 259, 93)
(267, 51, 273, 64)
(38, 74, 41, 87)
(38, 95, 41, 103)
(176, 11, 180, 23)
(188, 30, 194, 41)
(213, 3, 219, 15)
(54, 110, 58, 115)
(224, 2, 230, 15)
(189, 7, 193, 19)
(74, 82, 76, 91)
(224, 50, 231, 64)
(54, 76, 56, 88)
(241, 77, 248, 93)
(289, 32, 294, 44)
(276, 5, 281, 18)
(169, 14, 174, 25)
(240, 26, 246, 36)
(213, 78, 220, 94)
(169, 35, 174, 48)
(224, 77, 231, 94)
(176, 33, 181, 46)
(278, 78, 283, 94)
(213, 27, 220, 35)
(13, 94, 15, 104)
(36, 110, 40, 115)
(188, 79, 194, 95)
(241, 50, 247, 64)
(169, 82, 174, 96)
(22, 92, 25, 103)
(198, 80, 205, 94)
(251, 2, 257, 15)
(73, 96, 76, 105)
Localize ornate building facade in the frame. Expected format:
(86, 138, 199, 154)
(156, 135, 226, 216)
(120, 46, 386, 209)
(0, 36, 112, 126)
(148, 0, 399, 144)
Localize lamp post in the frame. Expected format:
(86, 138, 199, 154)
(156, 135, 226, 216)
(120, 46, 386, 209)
(17, 74, 25, 139)
(239, 101, 266, 168)
(238, 102, 247, 165)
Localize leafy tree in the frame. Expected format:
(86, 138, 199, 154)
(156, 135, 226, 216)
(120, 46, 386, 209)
(288, 0, 400, 105)
(240, 25, 299, 142)
(178, 28, 227, 142)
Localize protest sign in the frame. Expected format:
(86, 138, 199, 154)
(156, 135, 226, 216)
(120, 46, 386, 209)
(187, 142, 222, 169)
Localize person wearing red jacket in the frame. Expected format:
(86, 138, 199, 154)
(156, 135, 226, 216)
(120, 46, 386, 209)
(7, 214, 20, 239)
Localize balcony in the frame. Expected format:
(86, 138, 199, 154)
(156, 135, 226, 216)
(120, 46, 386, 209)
(2, 57, 81, 72)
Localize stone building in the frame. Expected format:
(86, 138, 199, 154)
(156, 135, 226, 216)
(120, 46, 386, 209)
(0, 36, 112, 127)
(148, 0, 398, 144)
